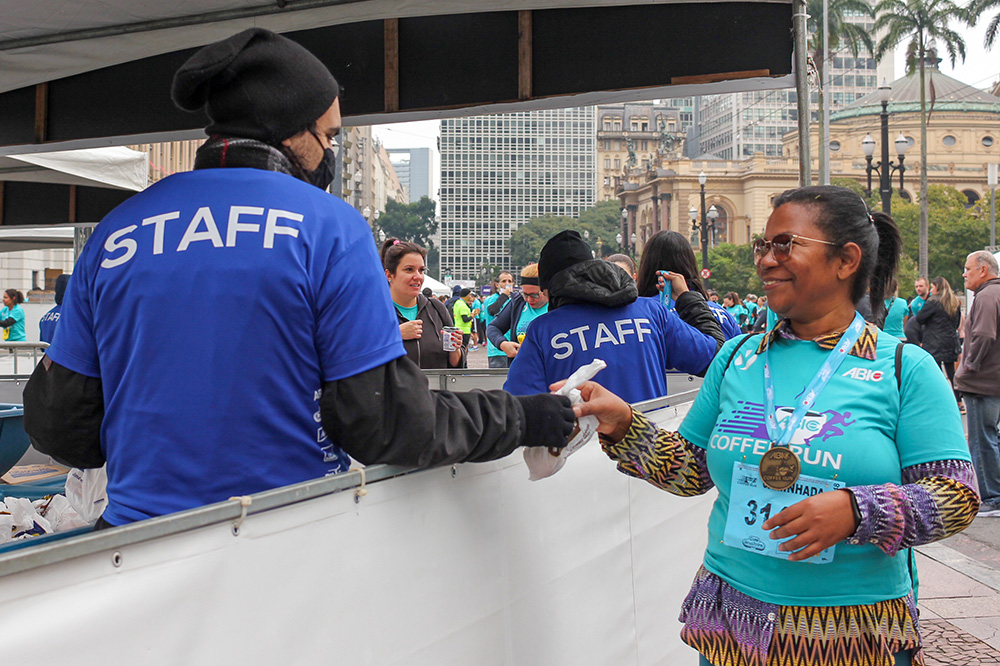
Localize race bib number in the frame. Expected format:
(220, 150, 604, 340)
(723, 462, 845, 564)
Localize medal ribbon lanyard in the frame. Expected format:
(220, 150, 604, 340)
(763, 312, 865, 447)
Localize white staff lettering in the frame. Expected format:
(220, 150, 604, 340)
(548, 318, 656, 360)
(100, 205, 305, 269)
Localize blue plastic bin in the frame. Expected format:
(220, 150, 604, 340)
(0, 404, 29, 478)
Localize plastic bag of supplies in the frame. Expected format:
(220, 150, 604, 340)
(523, 359, 606, 481)
(64, 466, 108, 524)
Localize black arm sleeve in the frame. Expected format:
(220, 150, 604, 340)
(488, 293, 510, 316)
(675, 291, 726, 353)
(0, 317, 15, 328)
(22, 357, 106, 468)
(321, 355, 570, 467)
(487, 301, 515, 349)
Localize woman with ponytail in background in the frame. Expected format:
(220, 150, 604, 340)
(0, 289, 26, 342)
(564, 186, 979, 666)
(915, 276, 964, 413)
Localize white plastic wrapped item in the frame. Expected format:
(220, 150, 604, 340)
(523, 359, 606, 481)
(65, 466, 108, 524)
(6, 496, 51, 538)
(37, 494, 89, 532)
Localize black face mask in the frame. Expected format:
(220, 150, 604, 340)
(306, 147, 337, 190)
(303, 130, 337, 191)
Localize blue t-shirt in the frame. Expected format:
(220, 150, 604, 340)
(47, 168, 405, 525)
(503, 296, 717, 404)
(663, 298, 741, 340)
(883, 297, 907, 339)
(709, 301, 743, 339)
(39, 305, 62, 343)
(908, 296, 926, 317)
(678, 328, 970, 607)
(482, 293, 509, 357)
(0, 304, 25, 342)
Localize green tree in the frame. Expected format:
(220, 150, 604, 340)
(889, 184, 988, 289)
(809, 0, 875, 176)
(377, 196, 438, 249)
(577, 199, 627, 257)
(875, 0, 967, 277)
(508, 215, 577, 266)
(702, 244, 764, 296)
(507, 199, 625, 266)
(968, 0, 1000, 49)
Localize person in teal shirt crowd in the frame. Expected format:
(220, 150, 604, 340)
(0, 289, 26, 342)
(565, 185, 979, 666)
(722, 292, 750, 332)
(907, 277, 929, 319)
(883, 277, 908, 340)
(483, 272, 515, 368)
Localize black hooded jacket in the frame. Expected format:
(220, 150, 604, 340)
(548, 259, 726, 354)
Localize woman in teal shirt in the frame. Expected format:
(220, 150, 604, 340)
(0, 289, 26, 342)
(722, 292, 750, 332)
(567, 186, 979, 666)
(882, 278, 908, 339)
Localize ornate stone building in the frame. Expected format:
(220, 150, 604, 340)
(615, 67, 1000, 258)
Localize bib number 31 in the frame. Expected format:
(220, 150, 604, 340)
(723, 462, 845, 564)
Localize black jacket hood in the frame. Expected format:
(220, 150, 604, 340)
(547, 259, 638, 310)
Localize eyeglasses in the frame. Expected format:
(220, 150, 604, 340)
(522, 291, 543, 300)
(752, 233, 837, 264)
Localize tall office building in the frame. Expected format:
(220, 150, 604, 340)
(387, 147, 434, 203)
(696, 15, 891, 159)
(439, 108, 596, 281)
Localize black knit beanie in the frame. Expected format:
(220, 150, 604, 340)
(171, 28, 340, 143)
(538, 230, 593, 290)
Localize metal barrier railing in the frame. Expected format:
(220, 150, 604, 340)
(0, 342, 48, 380)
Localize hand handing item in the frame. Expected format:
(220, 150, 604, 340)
(523, 359, 607, 480)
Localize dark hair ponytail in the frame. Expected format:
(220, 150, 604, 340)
(4, 289, 24, 305)
(868, 211, 901, 326)
(636, 230, 708, 299)
(380, 237, 427, 275)
(773, 185, 900, 327)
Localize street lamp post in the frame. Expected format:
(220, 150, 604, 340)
(861, 80, 910, 214)
(615, 232, 623, 250)
(689, 171, 718, 270)
(630, 232, 637, 256)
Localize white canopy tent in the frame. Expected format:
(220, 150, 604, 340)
(422, 275, 452, 298)
(0, 147, 148, 190)
(0, 0, 797, 155)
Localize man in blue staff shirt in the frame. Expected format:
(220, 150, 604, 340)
(22, 28, 574, 528)
(38, 274, 69, 344)
(503, 230, 724, 404)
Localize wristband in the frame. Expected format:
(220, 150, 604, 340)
(847, 489, 862, 530)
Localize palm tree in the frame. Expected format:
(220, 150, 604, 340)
(874, 0, 966, 278)
(809, 0, 875, 183)
(967, 0, 1000, 49)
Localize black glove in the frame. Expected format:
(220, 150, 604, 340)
(515, 394, 576, 450)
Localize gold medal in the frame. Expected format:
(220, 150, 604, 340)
(759, 445, 801, 490)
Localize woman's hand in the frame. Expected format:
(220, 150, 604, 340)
(658, 271, 689, 297)
(399, 320, 422, 340)
(499, 340, 520, 358)
(762, 489, 857, 562)
(549, 380, 633, 442)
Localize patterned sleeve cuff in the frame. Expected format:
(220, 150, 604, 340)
(845, 460, 980, 555)
(599, 410, 713, 496)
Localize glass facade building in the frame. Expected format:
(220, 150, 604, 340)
(439, 108, 596, 280)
